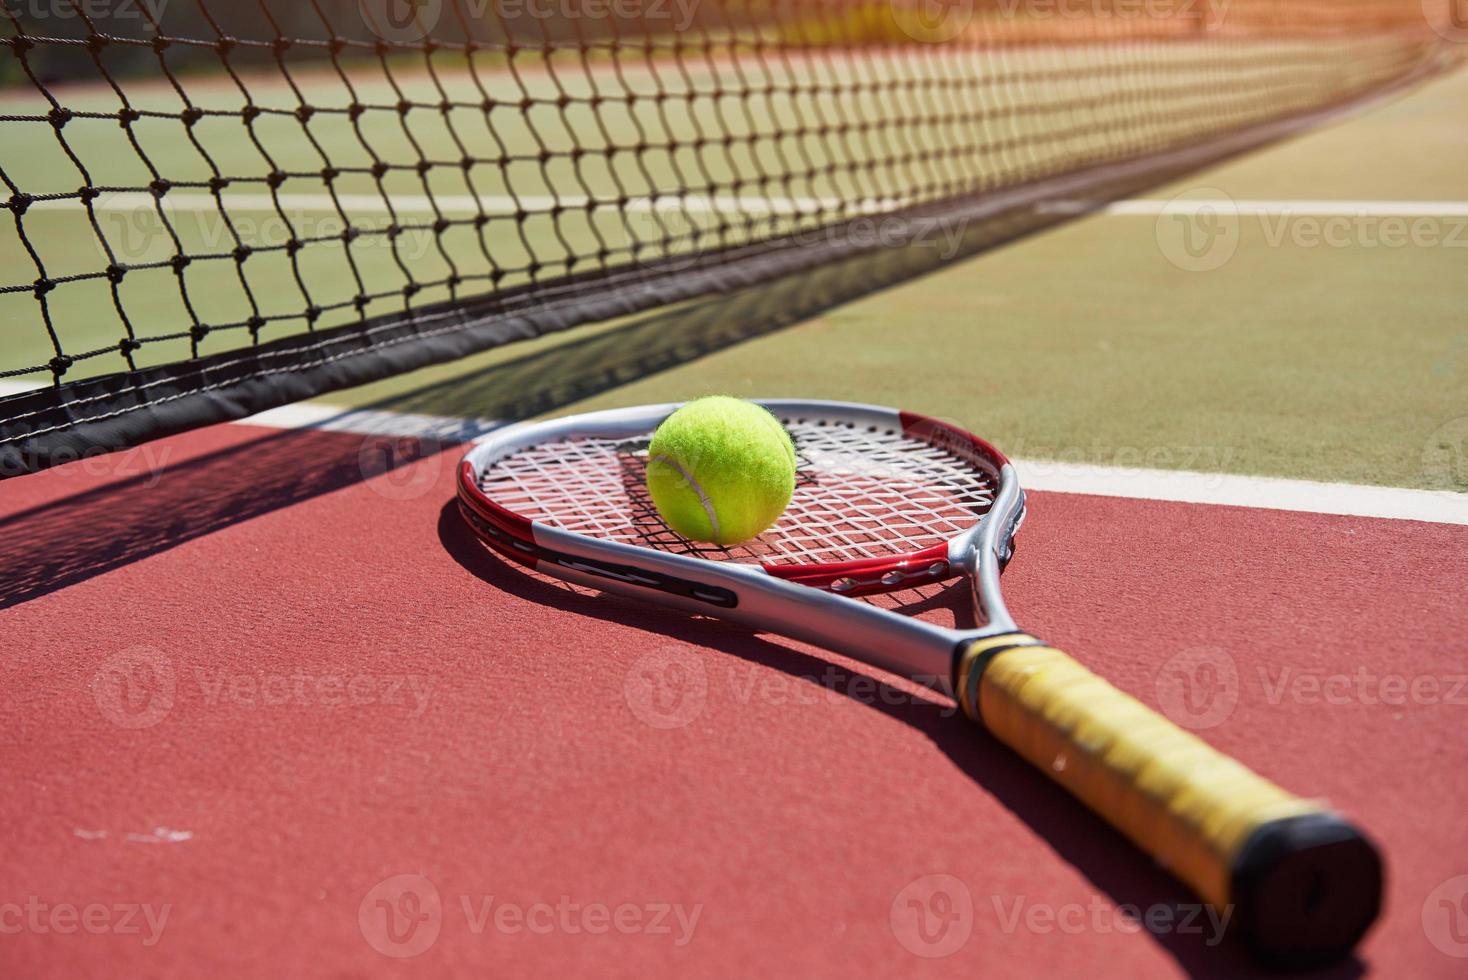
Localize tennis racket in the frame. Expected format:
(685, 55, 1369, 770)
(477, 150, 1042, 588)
(455, 399, 1381, 966)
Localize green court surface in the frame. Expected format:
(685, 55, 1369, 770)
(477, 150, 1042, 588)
(0, 34, 1442, 388)
(321, 65, 1468, 492)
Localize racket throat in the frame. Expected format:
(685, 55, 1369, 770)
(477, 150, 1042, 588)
(952, 633, 1047, 722)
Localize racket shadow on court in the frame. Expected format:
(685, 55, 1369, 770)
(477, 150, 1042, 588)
(436, 500, 1365, 980)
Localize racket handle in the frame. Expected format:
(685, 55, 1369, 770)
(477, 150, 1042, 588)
(955, 634, 1382, 968)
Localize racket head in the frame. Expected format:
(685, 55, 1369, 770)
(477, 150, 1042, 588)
(457, 400, 1023, 600)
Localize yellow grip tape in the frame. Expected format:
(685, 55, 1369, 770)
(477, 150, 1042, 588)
(957, 636, 1320, 909)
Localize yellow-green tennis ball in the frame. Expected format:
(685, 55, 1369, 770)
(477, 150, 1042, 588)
(646, 397, 797, 546)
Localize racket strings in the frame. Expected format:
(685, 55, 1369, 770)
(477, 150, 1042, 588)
(478, 419, 996, 565)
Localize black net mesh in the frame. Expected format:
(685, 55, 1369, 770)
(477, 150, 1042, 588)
(0, 0, 1460, 473)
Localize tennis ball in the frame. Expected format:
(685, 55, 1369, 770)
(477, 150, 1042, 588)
(645, 397, 797, 545)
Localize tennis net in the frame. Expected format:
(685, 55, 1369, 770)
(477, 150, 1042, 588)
(0, 0, 1460, 475)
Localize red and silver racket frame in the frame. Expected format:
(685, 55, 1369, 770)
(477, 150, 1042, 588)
(457, 400, 1028, 695)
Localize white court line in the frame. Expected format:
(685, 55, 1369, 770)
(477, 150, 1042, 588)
(1043, 199, 1468, 217)
(244, 400, 1468, 526)
(1015, 459, 1468, 525)
(30, 192, 907, 216)
(247, 401, 501, 443)
(4, 390, 1465, 527)
(0, 381, 43, 395)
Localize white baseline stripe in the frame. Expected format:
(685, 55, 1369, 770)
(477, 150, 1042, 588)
(1, 381, 44, 396)
(1014, 458, 1468, 526)
(246, 401, 1468, 526)
(4, 384, 1464, 525)
(245, 401, 503, 443)
(1044, 199, 1468, 217)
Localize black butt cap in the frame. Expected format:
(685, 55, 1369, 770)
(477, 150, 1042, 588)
(1231, 812, 1383, 970)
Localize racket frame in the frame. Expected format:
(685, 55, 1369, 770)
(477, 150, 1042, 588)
(455, 398, 1385, 967)
(457, 400, 1027, 693)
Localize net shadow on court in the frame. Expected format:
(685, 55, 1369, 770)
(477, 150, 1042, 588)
(0, 175, 1245, 611)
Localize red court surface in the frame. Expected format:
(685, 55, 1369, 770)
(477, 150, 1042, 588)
(3, 422, 1466, 978)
